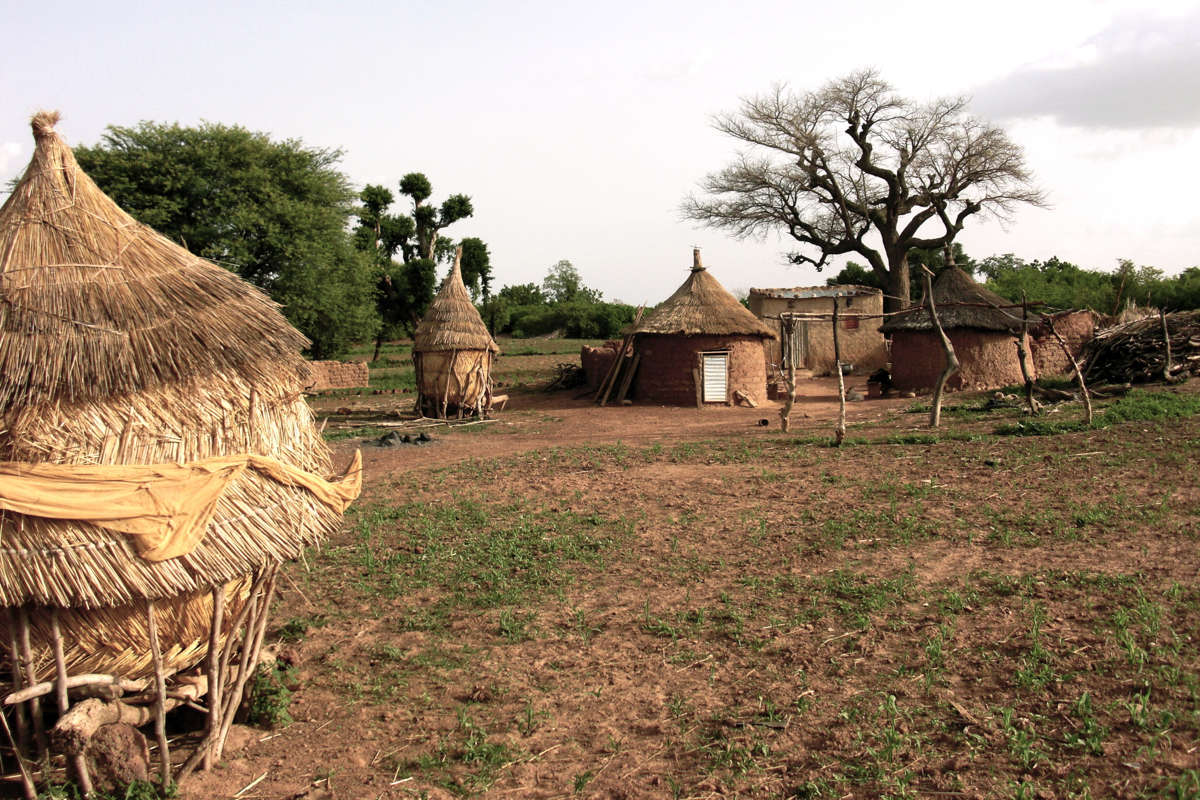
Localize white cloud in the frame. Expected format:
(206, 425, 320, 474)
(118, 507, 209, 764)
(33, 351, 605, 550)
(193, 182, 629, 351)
(971, 8, 1200, 129)
(0, 141, 23, 175)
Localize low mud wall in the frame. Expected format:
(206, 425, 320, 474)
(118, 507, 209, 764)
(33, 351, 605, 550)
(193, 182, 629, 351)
(303, 360, 370, 391)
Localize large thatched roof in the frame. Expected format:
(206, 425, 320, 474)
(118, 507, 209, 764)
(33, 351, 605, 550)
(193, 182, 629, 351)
(634, 250, 776, 339)
(413, 250, 499, 353)
(0, 113, 350, 618)
(880, 267, 1034, 333)
(0, 112, 310, 413)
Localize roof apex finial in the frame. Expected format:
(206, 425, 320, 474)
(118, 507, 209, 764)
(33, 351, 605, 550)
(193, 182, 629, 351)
(692, 247, 704, 272)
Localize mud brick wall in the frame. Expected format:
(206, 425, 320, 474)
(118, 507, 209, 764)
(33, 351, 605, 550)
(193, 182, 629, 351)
(632, 334, 768, 406)
(581, 343, 620, 391)
(752, 293, 888, 375)
(304, 360, 370, 391)
(891, 329, 1026, 393)
(1030, 311, 1095, 378)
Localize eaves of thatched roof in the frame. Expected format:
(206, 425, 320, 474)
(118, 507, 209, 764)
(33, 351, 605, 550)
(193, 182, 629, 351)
(0, 112, 310, 413)
(879, 267, 1034, 334)
(412, 252, 499, 353)
(634, 250, 776, 339)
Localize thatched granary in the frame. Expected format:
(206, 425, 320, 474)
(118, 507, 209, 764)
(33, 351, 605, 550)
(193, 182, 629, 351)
(627, 250, 776, 406)
(412, 249, 499, 417)
(0, 112, 360, 790)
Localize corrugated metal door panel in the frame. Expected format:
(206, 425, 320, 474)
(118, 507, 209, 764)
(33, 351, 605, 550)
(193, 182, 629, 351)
(702, 352, 728, 403)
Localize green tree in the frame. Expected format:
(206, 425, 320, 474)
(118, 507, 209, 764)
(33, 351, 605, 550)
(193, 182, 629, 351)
(351, 175, 476, 359)
(542, 260, 601, 304)
(74, 121, 379, 358)
(459, 237, 492, 300)
(684, 70, 1045, 311)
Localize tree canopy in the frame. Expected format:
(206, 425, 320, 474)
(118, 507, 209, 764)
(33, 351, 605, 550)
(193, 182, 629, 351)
(684, 70, 1045, 311)
(74, 121, 378, 358)
(483, 261, 633, 339)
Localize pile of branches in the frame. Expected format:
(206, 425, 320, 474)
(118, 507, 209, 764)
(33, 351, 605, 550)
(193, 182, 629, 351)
(544, 363, 586, 392)
(1084, 310, 1200, 384)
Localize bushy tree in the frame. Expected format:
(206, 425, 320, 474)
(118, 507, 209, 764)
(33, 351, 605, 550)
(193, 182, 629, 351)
(74, 121, 379, 358)
(459, 237, 492, 300)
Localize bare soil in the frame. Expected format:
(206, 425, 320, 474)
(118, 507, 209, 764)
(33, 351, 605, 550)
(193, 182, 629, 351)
(181, 378, 1200, 800)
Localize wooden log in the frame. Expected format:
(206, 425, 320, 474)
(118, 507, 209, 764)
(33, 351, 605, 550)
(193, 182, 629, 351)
(145, 601, 171, 787)
(16, 608, 47, 760)
(4, 608, 31, 754)
(1016, 294, 1040, 415)
(1161, 307, 1176, 383)
(779, 317, 796, 432)
(204, 585, 225, 771)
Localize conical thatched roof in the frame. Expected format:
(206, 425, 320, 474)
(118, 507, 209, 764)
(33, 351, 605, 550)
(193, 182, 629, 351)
(0, 113, 351, 616)
(413, 249, 499, 353)
(634, 250, 776, 339)
(0, 111, 310, 413)
(880, 267, 1034, 333)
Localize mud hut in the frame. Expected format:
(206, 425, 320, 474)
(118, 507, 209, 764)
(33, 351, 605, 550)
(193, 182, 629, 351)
(748, 285, 888, 375)
(880, 267, 1035, 392)
(0, 112, 360, 792)
(626, 250, 776, 406)
(412, 248, 500, 418)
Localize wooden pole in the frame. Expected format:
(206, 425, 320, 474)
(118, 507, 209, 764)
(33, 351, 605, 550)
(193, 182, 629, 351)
(441, 351, 458, 419)
(5, 608, 31, 755)
(0, 705, 36, 800)
(51, 610, 93, 796)
(922, 266, 959, 428)
(780, 317, 796, 432)
(217, 568, 277, 759)
(832, 300, 846, 445)
(145, 600, 172, 788)
(1016, 293, 1040, 416)
(1160, 307, 1175, 383)
(204, 585, 225, 771)
(16, 608, 47, 762)
(1046, 318, 1093, 425)
(615, 352, 640, 404)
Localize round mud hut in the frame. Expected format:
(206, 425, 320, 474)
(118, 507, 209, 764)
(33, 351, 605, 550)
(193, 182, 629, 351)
(880, 266, 1034, 392)
(412, 248, 499, 418)
(627, 250, 776, 406)
(0, 112, 361, 793)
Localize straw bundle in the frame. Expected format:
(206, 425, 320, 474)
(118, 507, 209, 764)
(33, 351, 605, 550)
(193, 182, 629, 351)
(633, 251, 776, 339)
(413, 250, 498, 417)
(0, 113, 350, 680)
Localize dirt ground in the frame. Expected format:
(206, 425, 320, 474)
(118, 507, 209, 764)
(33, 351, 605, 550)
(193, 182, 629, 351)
(180, 378, 1200, 800)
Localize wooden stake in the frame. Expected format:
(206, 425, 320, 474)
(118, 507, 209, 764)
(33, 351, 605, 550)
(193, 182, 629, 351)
(145, 600, 171, 788)
(441, 350, 458, 419)
(1046, 318, 1093, 425)
(51, 610, 93, 796)
(0, 704, 36, 800)
(1160, 307, 1175, 383)
(204, 585, 226, 771)
(779, 317, 796, 432)
(922, 266, 959, 428)
(5, 608, 31, 756)
(16, 608, 47, 762)
(615, 352, 640, 404)
(217, 568, 277, 759)
(832, 300, 846, 445)
(1016, 293, 1040, 416)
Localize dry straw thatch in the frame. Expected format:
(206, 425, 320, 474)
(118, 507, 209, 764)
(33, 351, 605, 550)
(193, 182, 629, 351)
(413, 250, 498, 417)
(633, 250, 776, 339)
(880, 267, 1034, 333)
(0, 111, 352, 677)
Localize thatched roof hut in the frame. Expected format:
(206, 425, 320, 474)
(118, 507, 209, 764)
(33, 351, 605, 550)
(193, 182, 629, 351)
(625, 250, 775, 406)
(880, 267, 1037, 392)
(0, 112, 359, 787)
(412, 249, 499, 417)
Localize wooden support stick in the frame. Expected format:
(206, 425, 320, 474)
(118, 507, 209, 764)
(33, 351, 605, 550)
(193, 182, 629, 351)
(51, 610, 93, 796)
(16, 608, 47, 761)
(205, 585, 225, 771)
(5, 608, 31, 754)
(145, 600, 171, 788)
(1015, 293, 1040, 416)
(217, 570, 276, 759)
(1160, 307, 1175, 383)
(615, 352, 640, 404)
(441, 351, 458, 419)
(1046, 318, 1093, 425)
(832, 299, 846, 445)
(5, 674, 147, 706)
(922, 266, 959, 429)
(0, 702, 36, 800)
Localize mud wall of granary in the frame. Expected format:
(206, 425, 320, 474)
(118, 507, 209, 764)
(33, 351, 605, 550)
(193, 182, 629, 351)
(753, 295, 888, 375)
(890, 329, 1026, 393)
(632, 334, 767, 406)
(581, 343, 619, 391)
(303, 360, 370, 391)
(1030, 311, 1095, 378)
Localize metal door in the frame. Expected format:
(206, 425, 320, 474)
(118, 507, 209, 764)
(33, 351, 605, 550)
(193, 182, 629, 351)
(702, 352, 728, 403)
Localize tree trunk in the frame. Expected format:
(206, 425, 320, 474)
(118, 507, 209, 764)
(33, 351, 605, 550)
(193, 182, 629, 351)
(884, 252, 911, 313)
(923, 266, 959, 428)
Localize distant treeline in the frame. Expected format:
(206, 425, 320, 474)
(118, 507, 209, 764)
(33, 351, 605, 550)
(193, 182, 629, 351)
(480, 260, 636, 340)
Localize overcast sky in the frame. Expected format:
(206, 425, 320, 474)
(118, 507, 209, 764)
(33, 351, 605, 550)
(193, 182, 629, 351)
(3, 0, 1197, 304)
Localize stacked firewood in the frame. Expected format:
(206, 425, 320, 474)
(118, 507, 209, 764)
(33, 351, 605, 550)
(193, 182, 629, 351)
(1083, 310, 1200, 384)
